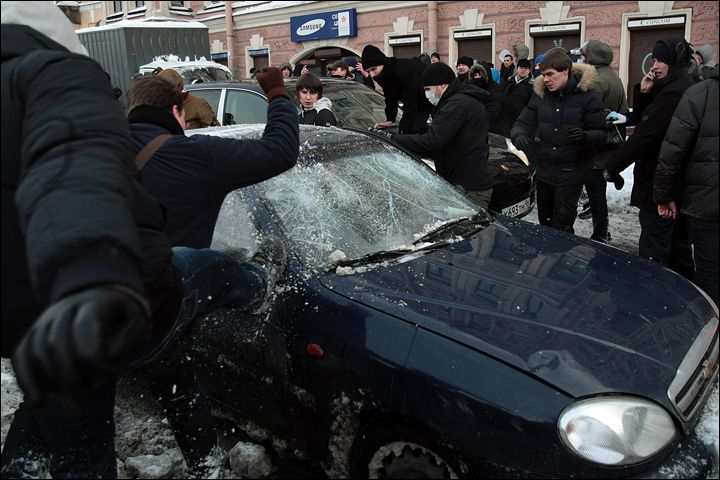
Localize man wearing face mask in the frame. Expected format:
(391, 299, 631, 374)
(604, 36, 697, 278)
(382, 62, 494, 207)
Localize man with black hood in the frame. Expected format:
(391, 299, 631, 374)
(468, 62, 504, 131)
(361, 44, 433, 134)
(380, 62, 494, 207)
(605, 36, 697, 278)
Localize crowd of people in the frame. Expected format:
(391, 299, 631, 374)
(1, 1, 718, 478)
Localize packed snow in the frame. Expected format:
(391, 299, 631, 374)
(1, 167, 718, 478)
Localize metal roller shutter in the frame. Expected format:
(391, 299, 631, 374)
(627, 25, 685, 105)
(533, 35, 581, 57)
(253, 55, 268, 70)
(458, 39, 493, 64)
(392, 44, 421, 59)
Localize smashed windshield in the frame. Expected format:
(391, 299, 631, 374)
(255, 138, 480, 269)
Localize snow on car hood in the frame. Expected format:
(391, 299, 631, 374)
(320, 216, 714, 404)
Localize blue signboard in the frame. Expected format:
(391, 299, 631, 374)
(290, 8, 357, 42)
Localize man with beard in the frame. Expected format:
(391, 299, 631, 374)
(376, 62, 494, 208)
(604, 37, 697, 278)
(361, 44, 433, 134)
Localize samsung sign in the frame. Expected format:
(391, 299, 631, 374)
(291, 9, 357, 42)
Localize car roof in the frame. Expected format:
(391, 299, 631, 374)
(184, 77, 367, 91)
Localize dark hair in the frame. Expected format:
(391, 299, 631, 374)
(295, 73, 323, 97)
(538, 48, 572, 72)
(127, 75, 183, 115)
(431, 52, 440, 60)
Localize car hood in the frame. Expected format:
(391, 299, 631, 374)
(320, 217, 713, 404)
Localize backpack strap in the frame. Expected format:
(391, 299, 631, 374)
(135, 133, 172, 171)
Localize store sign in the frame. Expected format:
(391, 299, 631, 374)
(290, 9, 357, 42)
(628, 16, 685, 29)
(453, 29, 492, 39)
(389, 35, 421, 45)
(530, 22, 581, 34)
(248, 49, 269, 56)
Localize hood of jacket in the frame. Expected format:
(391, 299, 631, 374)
(513, 44, 530, 60)
(310, 96, 333, 113)
(0, 1, 88, 57)
(695, 43, 715, 67)
(584, 40, 613, 66)
(438, 78, 489, 110)
(533, 62, 598, 97)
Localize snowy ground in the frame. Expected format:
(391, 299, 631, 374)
(2, 168, 718, 478)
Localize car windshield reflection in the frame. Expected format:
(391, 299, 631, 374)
(255, 138, 481, 269)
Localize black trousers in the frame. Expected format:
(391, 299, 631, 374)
(688, 216, 719, 306)
(536, 180, 583, 234)
(638, 208, 694, 281)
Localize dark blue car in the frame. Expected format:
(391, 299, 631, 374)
(186, 125, 718, 478)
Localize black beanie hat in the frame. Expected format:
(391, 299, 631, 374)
(652, 36, 692, 69)
(517, 58, 532, 69)
(457, 56, 473, 68)
(422, 62, 456, 86)
(361, 45, 387, 69)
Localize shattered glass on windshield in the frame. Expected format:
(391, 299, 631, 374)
(255, 138, 479, 269)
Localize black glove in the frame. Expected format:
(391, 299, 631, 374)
(368, 127, 394, 140)
(513, 135, 532, 151)
(255, 67, 289, 102)
(603, 170, 625, 190)
(567, 127, 587, 144)
(12, 285, 152, 406)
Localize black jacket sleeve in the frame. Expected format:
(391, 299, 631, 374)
(11, 50, 144, 302)
(393, 95, 464, 154)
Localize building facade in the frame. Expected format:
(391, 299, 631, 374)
(58, 1, 718, 102)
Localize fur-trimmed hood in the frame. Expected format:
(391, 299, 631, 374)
(533, 62, 598, 97)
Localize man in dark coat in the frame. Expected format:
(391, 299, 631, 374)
(385, 62, 494, 207)
(654, 65, 719, 304)
(1, 2, 182, 477)
(127, 70, 299, 249)
(361, 44, 433, 134)
(511, 49, 606, 233)
(605, 37, 697, 277)
(456, 55, 473, 81)
(468, 63, 504, 131)
(495, 58, 534, 137)
(580, 40, 629, 243)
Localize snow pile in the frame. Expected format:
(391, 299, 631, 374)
(228, 442, 272, 478)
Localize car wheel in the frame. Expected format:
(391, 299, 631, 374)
(350, 420, 464, 479)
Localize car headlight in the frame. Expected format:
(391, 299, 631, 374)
(558, 396, 676, 465)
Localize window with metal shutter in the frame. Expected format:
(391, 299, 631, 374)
(533, 35, 581, 57)
(628, 25, 685, 105)
(392, 44, 421, 59)
(458, 39, 493, 64)
(253, 55, 269, 70)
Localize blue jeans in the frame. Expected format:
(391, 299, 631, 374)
(131, 247, 265, 366)
(688, 217, 719, 306)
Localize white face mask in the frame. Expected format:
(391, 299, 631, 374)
(425, 89, 439, 106)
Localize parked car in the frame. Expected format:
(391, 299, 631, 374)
(182, 124, 718, 479)
(185, 78, 535, 219)
(138, 55, 233, 84)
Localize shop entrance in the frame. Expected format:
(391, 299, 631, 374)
(291, 46, 361, 77)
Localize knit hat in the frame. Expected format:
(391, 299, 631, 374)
(457, 56, 473, 68)
(421, 62, 456, 86)
(328, 59, 349, 70)
(652, 36, 692, 69)
(361, 45, 388, 69)
(517, 58, 532, 69)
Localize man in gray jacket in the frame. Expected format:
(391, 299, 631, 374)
(654, 65, 718, 305)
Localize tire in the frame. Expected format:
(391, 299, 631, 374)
(350, 420, 464, 479)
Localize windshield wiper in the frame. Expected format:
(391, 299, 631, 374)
(412, 213, 491, 245)
(332, 248, 413, 269)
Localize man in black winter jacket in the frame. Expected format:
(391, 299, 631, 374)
(605, 37, 697, 278)
(495, 58, 534, 137)
(361, 44, 433, 134)
(654, 65, 719, 304)
(388, 62, 494, 207)
(511, 49, 606, 233)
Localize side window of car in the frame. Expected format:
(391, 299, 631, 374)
(211, 190, 260, 255)
(224, 90, 268, 125)
(191, 89, 222, 117)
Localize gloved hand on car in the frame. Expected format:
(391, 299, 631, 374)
(368, 127, 394, 140)
(605, 111, 627, 125)
(255, 67, 289, 102)
(603, 170, 625, 190)
(12, 284, 152, 406)
(567, 127, 587, 144)
(512, 134, 532, 152)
